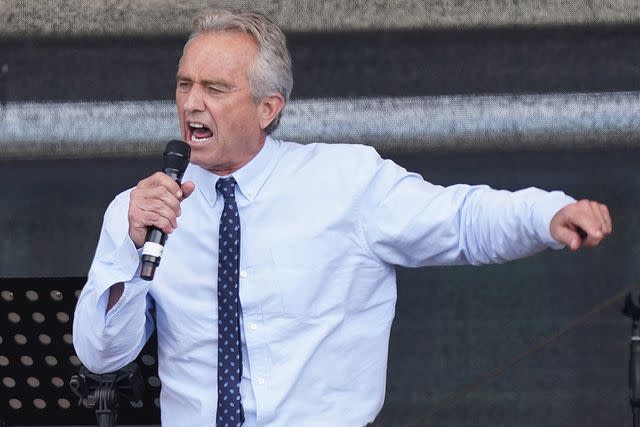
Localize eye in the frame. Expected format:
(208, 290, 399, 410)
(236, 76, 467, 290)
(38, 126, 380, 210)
(206, 85, 224, 94)
(177, 81, 192, 91)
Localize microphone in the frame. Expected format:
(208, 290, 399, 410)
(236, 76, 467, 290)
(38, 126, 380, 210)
(140, 140, 191, 281)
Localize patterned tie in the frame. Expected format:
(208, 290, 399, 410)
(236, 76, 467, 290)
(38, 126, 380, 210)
(215, 177, 244, 427)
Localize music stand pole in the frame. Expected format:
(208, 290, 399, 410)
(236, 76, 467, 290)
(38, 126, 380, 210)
(622, 292, 640, 427)
(70, 362, 145, 427)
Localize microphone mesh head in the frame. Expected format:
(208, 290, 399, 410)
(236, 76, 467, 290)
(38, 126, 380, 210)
(164, 139, 191, 159)
(163, 140, 191, 173)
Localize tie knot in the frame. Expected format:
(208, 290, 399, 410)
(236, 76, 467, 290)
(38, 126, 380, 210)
(216, 177, 237, 200)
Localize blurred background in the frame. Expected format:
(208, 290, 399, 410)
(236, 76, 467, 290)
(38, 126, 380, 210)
(1, 1, 640, 425)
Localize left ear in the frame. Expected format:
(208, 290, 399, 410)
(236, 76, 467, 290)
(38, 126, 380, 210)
(257, 93, 285, 131)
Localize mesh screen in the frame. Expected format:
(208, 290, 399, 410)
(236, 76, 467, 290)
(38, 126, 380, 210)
(0, 278, 160, 426)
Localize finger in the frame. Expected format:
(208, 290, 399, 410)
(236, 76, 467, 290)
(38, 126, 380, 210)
(577, 223, 603, 248)
(582, 230, 604, 248)
(589, 200, 608, 229)
(130, 193, 178, 227)
(577, 210, 604, 248)
(131, 206, 175, 234)
(136, 171, 183, 198)
(598, 203, 612, 235)
(139, 185, 182, 217)
(582, 201, 611, 242)
(578, 202, 604, 244)
(181, 181, 196, 200)
(130, 186, 179, 228)
(145, 210, 174, 234)
(139, 198, 179, 229)
(552, 226, 583, 251)
(572, 200, 604, 240)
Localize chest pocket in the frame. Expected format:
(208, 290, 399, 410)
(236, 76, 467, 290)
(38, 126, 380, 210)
(269, 242, 351, 318)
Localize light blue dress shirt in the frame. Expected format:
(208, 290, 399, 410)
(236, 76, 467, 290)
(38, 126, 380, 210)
(73, 136, 574, 426)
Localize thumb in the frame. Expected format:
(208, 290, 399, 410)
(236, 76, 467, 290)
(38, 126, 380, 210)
(180, 181, 196, 200)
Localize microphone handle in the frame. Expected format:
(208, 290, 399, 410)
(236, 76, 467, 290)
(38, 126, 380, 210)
(140, 168, 182, 281)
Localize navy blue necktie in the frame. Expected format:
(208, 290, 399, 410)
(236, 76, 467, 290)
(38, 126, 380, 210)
(215, 177, 244, 427)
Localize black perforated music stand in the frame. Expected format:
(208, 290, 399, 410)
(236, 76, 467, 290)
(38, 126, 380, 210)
(0, 277, 160, 426)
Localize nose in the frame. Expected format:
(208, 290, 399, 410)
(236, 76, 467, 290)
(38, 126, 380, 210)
(183, 84, 205, 113)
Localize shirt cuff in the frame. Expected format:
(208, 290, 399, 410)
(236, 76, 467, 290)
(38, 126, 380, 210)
(92, 235, 147, 317)
(534, 190, 576, 250)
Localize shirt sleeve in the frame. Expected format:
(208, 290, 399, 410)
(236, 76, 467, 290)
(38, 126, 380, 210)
(72, 190, 156, 374)
(357, 148, 576, 267)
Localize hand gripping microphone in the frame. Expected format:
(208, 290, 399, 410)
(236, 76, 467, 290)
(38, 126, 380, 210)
(140, 140, 191, 281)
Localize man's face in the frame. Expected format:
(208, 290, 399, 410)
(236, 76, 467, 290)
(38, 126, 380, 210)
(176, 31, 265, 175)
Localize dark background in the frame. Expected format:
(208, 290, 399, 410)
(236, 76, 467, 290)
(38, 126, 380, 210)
(3, 26, 640, 102)
(2, 24, 640, 426)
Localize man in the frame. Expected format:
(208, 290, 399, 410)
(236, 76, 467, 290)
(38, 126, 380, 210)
(73, 8, 612, 427)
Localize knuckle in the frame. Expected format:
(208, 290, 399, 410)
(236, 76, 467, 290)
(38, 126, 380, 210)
(138, 173, 158, 187)
(158, 185, 173, 198)
(152, 199, 164, 211)
(130, 187, 143, 201)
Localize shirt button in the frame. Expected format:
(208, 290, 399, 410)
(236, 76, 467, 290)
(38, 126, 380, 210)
(240, 271, 248, 278)
(249, 322, 258, 331)
(257, 377, 265, 385)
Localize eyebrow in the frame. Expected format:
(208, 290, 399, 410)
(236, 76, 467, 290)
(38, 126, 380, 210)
(176, 74, 235, 90)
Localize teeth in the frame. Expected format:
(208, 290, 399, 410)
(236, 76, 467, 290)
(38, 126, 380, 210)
(189, 122, 205, 128)
(191, 134, 211, 143)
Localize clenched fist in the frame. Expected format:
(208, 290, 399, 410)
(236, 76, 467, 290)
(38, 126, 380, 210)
(550, 199, 612, 251)
(128, 171, 196, 248)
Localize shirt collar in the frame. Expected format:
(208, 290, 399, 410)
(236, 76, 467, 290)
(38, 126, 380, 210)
(185, 135, 280, 206)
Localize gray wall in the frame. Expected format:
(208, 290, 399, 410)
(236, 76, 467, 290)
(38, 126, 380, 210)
(3, 0, 640, 35)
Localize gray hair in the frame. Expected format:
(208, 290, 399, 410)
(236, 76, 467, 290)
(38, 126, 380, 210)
(186, 9, 293, 134)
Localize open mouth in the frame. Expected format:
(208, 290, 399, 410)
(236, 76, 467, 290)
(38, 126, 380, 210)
(188, 122, 213, 143)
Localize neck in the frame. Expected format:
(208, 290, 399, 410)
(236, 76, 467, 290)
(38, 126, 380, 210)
(209, 134, 266, 176)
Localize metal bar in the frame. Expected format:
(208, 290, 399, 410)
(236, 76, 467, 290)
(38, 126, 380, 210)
(1, 92, 639, 159)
